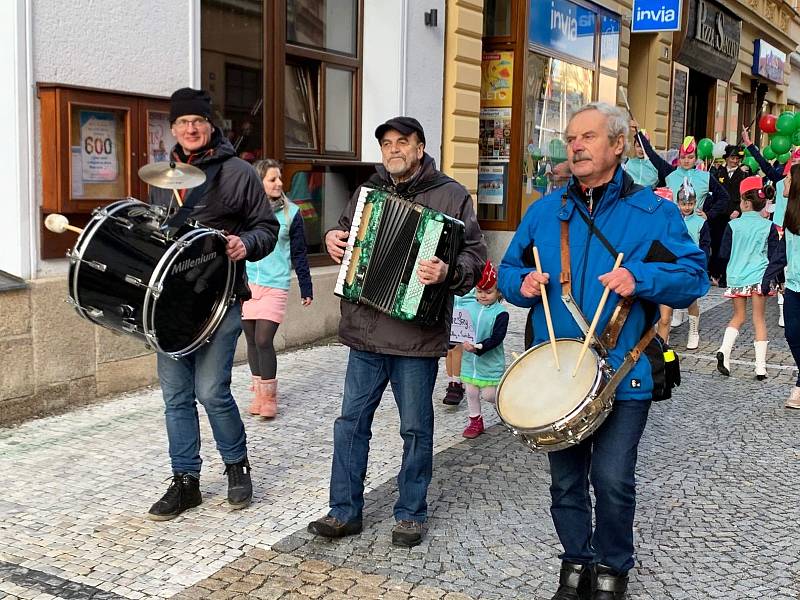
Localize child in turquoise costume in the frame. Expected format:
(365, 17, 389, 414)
(716, 176, 786, 380)
(459, 261, 509, 439)
(633, 127, 729, 221)
(624, 129, 658, 188)
(781, 164, 800, 408)
(663, 180, 711, 350)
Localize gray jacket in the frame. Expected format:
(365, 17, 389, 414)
(335, 154, 486, 357)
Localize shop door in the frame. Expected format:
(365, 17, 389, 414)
(686, 69, 715, 139)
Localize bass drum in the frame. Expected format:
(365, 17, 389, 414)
(496, 338, 614, 452)
(67, 199, 235, 358)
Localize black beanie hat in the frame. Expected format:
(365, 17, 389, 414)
(169, 87, 212, 123)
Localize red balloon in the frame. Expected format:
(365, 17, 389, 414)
(759, 114, 777, 134)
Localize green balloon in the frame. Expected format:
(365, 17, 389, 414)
(743, 157, 760, 174)
(770, 134, 792, 155)
(778, 152, 791, 164)
(697, 137, 714, 159)
(792, 130, 800, 146)
(776, 112, 796, 135)
(744, 147, 752, 157)
(793, 112, 800, 132)
(763, 146, 776, 161)
(548, 138, 565, 159)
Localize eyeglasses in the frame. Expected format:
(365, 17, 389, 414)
(173, 117, 209, 130)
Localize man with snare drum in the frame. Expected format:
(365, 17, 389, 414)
(498, 103, 708, 600)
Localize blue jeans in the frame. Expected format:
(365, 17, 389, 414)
(548, 399, 651, 574)
(157, 305, 247, 475)
(784, 289, 800, 386)
(328, 349, 439, 524)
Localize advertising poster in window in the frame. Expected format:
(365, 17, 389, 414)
(478, 165, 506, 205)
(479, 107, 512, 161)
(148, 111, 176, 163)
(79, 111, 119, 182)
(481, 52, 513, 108)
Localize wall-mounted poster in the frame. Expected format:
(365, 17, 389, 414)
(148, 111, 176, 163)
(479, 107, 512, 161)
(478, 165, 505, 205)
(79, 110, 119, 182)
(481, 52, 513, 108)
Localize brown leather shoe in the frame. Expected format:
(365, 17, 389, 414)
(391, 520, 424, 547)
(307, 515, 362, 538)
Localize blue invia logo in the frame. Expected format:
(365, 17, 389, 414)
(631, 0, 681, 32)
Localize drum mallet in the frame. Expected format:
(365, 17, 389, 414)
(172, 189, 183, 207)
(44, 214, 84, 235)
(532, 246, 560, 370)
(573, 253, 624, 377)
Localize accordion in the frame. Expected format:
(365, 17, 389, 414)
(334, 187, 464, 324)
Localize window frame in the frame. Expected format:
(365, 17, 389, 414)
(264, 0, 364, 162)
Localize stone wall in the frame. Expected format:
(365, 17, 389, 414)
(0, 266, 341, 425)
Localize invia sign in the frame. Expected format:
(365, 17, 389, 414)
(530, 0, 596, 63)
(631, 0, 681, 32)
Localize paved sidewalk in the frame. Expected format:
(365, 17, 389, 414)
(2, 291, 799, 599)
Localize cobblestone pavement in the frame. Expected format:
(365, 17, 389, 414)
(2, 290, 800, 599)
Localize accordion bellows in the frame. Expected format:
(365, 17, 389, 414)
(334, 188, 464, 324)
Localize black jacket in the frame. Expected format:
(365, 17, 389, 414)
(149, 129, 279, 300)
(334, 153, 487, 357)
(710, 164, 748, 216)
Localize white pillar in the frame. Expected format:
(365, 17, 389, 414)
(0, 0, 33, 279)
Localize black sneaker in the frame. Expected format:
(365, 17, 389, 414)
(307, 515, 363, 538)
(443, 382, 465, 406)
(147, 474, 202, 521)
(224, 458, 252, 509)
(391, 520, 424, 547)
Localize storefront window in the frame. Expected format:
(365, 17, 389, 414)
(201, 0, 263, 162)
(529, 0, 595, 63)
(522, 53, 593, 207)
(287, 0, 358, 56)
(598, 72, 617, 105)
(324, 67, 354, 152)
(600, 16, 620, 71)
(484, 0, 512, 37)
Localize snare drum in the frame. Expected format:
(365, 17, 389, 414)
(496, 338, 614, 452)
(67, 199, 235, 358)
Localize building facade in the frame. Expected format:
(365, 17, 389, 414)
(0, 0, 449, 423)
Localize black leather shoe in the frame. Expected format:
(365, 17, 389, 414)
(224, 458, 252, 509)
(147, 474, 202, 521)
(391, 520, 424, 547)
(551, 561, 591, 600)
(307, 515, 363, 538)
(592, 564, 628, 600)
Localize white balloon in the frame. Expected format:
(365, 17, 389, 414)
(712, 141, 727, 159)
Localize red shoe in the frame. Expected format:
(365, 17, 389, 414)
(462, 415, 484, 439)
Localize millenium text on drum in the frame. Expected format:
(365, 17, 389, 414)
(171, 251, 218, 275)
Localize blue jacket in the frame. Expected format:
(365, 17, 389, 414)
(499, 167, 709, 401)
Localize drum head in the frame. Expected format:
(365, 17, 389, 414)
(149, 231, 232, 355)
(497, 339, 599, 430)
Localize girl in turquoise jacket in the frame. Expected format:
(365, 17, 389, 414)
(242, 159, 313, 418)
(459, 262, 508, 439)
(781, 164, 800, 408)
(717, 176, 786, 380)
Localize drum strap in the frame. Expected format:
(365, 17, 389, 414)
(167, 162, 223, 229)
(559, 193, 635, 350)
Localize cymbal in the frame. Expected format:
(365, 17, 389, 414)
(138, 161, 206, 189)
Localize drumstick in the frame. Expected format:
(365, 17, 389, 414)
(44, 214, 84, 235)
(172, 189, 184, 207)
(572, 252, 624, 377)
(533, 247, 560, 370)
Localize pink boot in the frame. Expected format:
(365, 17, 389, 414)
(247, 375, 262, 415)
(259, 379, 277, 418)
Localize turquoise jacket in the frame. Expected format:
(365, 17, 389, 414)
(624, 157, 658, 189)
(246, 201, 313, 297)
(786, 229, 800, 293)
(459, 295, 508, 383)
(499, 167, 709, 401)
(721, 212, 785, 289)
(774, 179, 787, 228)
(666, 168, 710, 210)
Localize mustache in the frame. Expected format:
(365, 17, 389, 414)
(572, 152, 591, 162)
